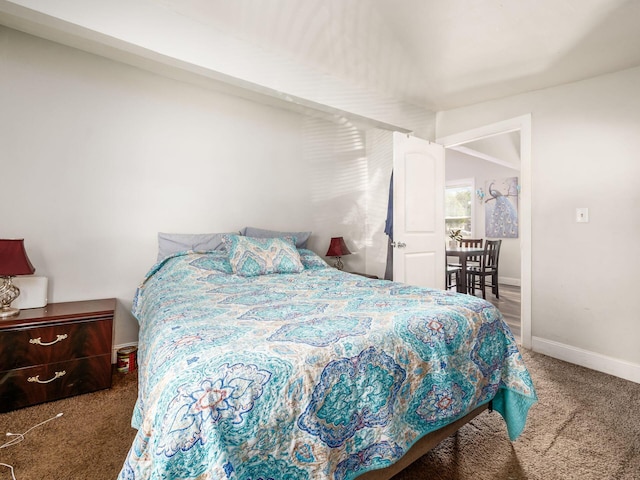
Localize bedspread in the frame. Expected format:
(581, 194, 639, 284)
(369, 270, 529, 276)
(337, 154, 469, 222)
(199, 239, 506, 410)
(119, 250, 536, 480)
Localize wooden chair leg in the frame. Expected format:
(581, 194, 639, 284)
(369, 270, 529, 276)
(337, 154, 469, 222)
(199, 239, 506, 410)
(492, 272, 499, 298)
(472, 273, 477, 297)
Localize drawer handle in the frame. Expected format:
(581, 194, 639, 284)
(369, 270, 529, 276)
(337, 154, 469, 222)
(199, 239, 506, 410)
(27, 371, 66, 384)
(30, 334, 68, 346)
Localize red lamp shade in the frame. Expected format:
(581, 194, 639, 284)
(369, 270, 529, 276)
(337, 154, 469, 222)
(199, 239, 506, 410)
(325, 237, 352, 257)
(0, 239, 35, 276)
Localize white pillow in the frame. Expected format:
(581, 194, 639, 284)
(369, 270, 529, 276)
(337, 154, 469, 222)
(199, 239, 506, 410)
(157, 232, 234, 262)
(240, 226, 311, 249)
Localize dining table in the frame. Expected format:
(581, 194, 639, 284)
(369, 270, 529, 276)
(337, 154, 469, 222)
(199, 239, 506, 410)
(445, 246, 485, 294)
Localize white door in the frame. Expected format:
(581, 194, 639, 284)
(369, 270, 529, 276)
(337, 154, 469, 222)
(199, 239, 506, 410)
(392, 132, 445, 289)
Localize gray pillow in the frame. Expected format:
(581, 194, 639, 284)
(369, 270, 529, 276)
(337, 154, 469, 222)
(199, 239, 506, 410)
(240, 227, 311, 249)
(157, 232, 233, 262)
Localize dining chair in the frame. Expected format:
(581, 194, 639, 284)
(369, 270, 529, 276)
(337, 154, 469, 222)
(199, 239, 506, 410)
(448, 238, 484, 270)
(460, 238, 483, 248)
(467, 239, 502, 299)
(460, 238, 483, 267)
(446, 265, 461, 290)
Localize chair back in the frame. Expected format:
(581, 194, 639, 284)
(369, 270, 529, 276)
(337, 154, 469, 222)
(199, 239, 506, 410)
(460, 238, 483, 248)
(460, 238, 483, 264)
(484, 239, 502, 271)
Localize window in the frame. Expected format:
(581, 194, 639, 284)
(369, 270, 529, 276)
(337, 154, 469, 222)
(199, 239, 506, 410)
(445, 180, 474, 238)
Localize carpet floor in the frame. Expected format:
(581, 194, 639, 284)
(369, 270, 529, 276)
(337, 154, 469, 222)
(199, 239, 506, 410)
(1, 349, 638, 480)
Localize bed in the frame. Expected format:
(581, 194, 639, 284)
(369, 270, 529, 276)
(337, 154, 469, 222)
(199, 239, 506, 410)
(118, 235, 536, 480)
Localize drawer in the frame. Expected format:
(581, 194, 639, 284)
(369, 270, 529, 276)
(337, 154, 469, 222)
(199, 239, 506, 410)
(0, 318, 112, 371)
(0, 354, 112, 413)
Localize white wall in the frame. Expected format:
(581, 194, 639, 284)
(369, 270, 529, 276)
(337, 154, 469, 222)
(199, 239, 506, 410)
(445, 149, 521, 284)
(365, 129, 394, 280)
(302, 117, 369, 274)
(1, 26, 369, 347)
(0, 0, 436, 136)
(437, 66, 640, 378)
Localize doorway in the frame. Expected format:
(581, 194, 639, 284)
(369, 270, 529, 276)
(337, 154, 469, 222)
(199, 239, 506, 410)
(437, 115, 532, 348)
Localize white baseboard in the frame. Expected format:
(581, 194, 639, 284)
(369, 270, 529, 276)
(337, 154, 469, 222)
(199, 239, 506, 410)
(532, 336, 640, 384)
(112, 342, 139, 364)
(499, 276, 520, 286)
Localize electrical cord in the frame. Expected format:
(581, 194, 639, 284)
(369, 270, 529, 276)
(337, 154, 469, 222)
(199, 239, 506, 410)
(0, 413, 63, 480)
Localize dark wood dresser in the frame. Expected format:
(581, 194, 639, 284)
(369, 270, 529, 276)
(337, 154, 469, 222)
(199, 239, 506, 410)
(0, 298, 115, 413)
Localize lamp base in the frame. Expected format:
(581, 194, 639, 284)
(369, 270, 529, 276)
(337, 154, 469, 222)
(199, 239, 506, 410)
(0, 306, 20, 319)
(333, 257, 344, 270)
(0, 276, 21, 319)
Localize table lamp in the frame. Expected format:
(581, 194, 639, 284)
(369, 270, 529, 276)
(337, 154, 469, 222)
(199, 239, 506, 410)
(325, 236, 351, 270)
(0, 239, 36, 319)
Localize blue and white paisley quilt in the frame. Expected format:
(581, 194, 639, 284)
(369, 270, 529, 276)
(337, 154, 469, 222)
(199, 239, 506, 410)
(119, 250, 536, 480)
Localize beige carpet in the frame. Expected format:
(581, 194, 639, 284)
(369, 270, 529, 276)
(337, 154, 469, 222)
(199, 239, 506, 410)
(1, 350, 638, 480)
(395, 350, 640, 480)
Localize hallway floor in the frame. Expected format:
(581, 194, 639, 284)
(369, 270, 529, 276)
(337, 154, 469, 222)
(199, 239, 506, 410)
(468, 284, 521, 340)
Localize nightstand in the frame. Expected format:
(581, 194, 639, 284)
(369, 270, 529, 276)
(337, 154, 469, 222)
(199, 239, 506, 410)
(0, 298, 115, 412)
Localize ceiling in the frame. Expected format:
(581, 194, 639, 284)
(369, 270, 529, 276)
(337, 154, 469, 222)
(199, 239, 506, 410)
(2, 0, 639, 117)
(155, 0, 640, 111)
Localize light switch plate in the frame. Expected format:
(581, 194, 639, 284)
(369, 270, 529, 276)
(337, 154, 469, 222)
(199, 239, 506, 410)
(576, 208, 589, 223)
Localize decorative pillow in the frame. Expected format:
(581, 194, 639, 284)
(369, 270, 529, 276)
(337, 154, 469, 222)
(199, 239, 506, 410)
(298, 249, 329, 270)
(240, 226, 311, 249)
(157, 232, 234, 262)
(225, 235, 304, 276)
